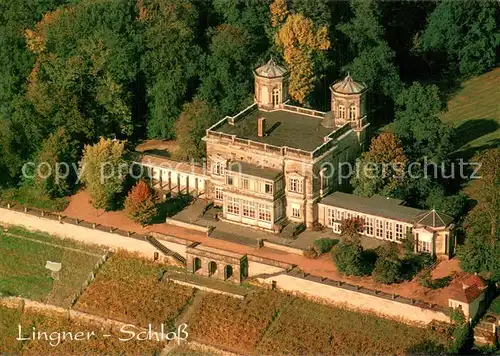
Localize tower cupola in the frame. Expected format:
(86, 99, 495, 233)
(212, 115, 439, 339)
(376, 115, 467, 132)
(329, 74, 367, 127)
(254, 58, 289, 110)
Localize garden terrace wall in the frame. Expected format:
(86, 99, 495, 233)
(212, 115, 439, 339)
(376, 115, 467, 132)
(257, 272, 451, 325)
(263, 240, 304, 255)
(0, 205, 160, 259)
(165, 217, 211, 233)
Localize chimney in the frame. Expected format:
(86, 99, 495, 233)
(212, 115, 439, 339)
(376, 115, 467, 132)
(257, 117, 266, 137)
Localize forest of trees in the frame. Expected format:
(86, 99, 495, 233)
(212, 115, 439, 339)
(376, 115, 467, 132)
(0, 1, 498, 276)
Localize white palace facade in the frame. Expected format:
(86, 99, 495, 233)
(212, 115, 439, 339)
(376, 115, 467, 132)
(137, 59, 455, 257)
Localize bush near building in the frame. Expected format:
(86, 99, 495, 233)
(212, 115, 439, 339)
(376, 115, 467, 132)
(373, 244, 403, 284)
(313, 237, 336, 254)
(332, 241, 366, 276)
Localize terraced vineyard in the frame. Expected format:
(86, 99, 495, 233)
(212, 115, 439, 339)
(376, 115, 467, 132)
(74, 251, 194, 328)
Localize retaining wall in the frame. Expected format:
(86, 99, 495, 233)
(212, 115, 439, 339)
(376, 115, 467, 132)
(258, 273, 450, 325)
(0, 207, 158, 258)
(263, 240, 304, 255)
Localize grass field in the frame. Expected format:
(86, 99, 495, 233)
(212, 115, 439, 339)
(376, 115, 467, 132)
(0, 305, 162, 355)
(74, 251, 194, 328)
(379, 68, 499, 159)
(440, 68, 500, 157)
(0, 227, 105, 307)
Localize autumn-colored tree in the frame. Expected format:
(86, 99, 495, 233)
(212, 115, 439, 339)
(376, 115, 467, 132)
(270, 0, 289, 27)
(274, 13, 330, 103)
(351, 133, 408, 198)
(79, 137, 127, 210)
(124, 180, 159, 225)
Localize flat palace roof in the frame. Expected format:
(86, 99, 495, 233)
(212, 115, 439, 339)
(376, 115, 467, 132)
(228, 161, 281, 181)
(215, 108, 334, 152)
(320, 192, 425, 223)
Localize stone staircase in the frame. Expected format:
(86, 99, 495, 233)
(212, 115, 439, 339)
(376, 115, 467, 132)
(146, 235, 186, 265)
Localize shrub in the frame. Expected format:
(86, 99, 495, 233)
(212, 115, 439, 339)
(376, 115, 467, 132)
(304, 247, 319, 259)
(313, 238, 336, 254)
(332, 241, 365, 276)
(124, 180, 159, 225)
(373, 244, 402, 284)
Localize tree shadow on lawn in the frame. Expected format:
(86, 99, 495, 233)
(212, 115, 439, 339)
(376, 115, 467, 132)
(150, 194, 193, 224)
(453, 118, 499, 153)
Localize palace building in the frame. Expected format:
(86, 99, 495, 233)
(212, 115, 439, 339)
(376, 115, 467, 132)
(137, 58, 455, 257)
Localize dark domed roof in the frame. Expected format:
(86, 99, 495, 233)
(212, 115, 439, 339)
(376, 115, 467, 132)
(331, 74, 366, 94)
(254, 58, 288, 78)
(321, 111, 335, 128)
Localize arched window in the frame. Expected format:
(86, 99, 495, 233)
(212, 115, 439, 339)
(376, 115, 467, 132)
(225, 265, 233, 280)
(338, 105, 346, 120)
(349, 106, 356, 121)
(193, 258, 202, 272)
(272, 88, 279, 106)
(208, 261, 217, 276)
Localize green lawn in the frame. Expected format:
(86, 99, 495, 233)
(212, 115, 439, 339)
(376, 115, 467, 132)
(0, 185, 69, 212)
(0, 227, 105, 307)
(441, 68, 500, 157)
(378, 68, 499, 159)
(489, 296, 500, 315)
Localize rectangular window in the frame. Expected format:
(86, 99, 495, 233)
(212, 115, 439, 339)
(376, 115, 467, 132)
(213, 161, 225, 176)
(226, 175, 234, 185)
(264, 183, 273, 194)
(366, 217, 373, 236)
(289, 178, 303, 193)
(327, 208, 335, 227)
(385, 221, 393, 240)
(258, 204, 272, 222)
(241, 178, 249, 190)
(339, 105, 346, 119)
(227, 196, 239, 215)
(242, 200, 256, 218)
(375, 220, 383, 238)
(349, 106, 356, 121)
(419, 241, 431, 253)
(215, 187, 223, 200)
(292, 206, 301, 218)
(395, 224, 403, 240)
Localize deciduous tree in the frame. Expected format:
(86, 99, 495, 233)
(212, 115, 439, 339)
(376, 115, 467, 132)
(34, 128, 77, 198)
(141, 0, 201, 139)
(351, 133, 408, 198)
(124, 180, 159, 225)
(421, 0, 499, 77)
(394, 82, 453, 163)
(274, 12, 330, 104)
(175, 99, 218, 161)
(79, 137, 127, 210)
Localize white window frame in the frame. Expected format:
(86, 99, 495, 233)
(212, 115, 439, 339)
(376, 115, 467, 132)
(349, 105, 356, 121)
(339, 105, 346, 119)
(213, 161, 225, 176)
(215, 187, 223, 200)
(288, 178, 303, 193)
(327, 208, 335, 227)
(292, 205, 301, 218)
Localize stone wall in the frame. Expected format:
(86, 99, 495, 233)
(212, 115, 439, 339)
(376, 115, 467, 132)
(258, 273, 450, 325)
(0, 207, 159, 258)
(186, 252, 242, 283)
